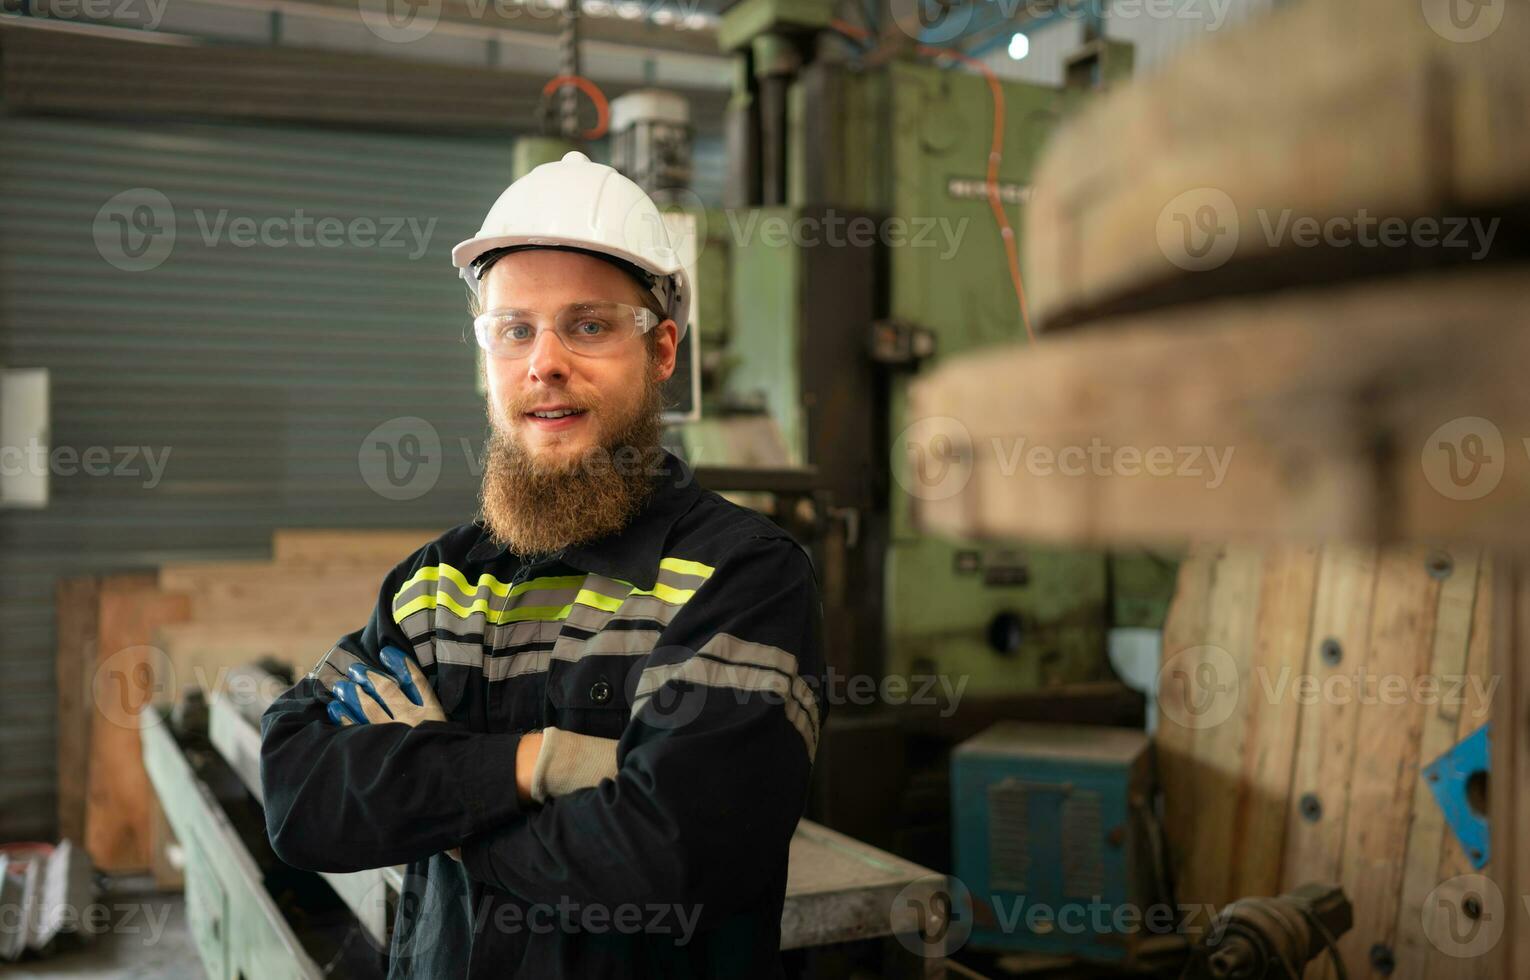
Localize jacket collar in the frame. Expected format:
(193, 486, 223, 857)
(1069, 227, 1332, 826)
(464, 450, 701, 591)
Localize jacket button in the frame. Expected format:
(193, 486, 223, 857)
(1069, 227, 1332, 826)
(589, 679, 612, 704)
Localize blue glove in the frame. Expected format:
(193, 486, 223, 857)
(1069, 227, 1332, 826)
(327, 645, 444, 727)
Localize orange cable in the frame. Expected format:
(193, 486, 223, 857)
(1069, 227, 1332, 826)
(829, 19, 1035, 343)
(541, 74, 611, 141)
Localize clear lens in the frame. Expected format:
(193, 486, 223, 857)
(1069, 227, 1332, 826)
(473, 302, 656, 358)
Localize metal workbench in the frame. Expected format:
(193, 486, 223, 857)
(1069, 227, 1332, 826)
(143, 671, 950, 978)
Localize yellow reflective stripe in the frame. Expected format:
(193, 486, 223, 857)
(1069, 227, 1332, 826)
(629, 582, 699, 604)
(497, 588, 624, 622)
(393, 556, 713, 625)
(659, 556, 714, 580)
(395, 583, 630, 624)
(573, 587, 626, 613)
(396, 564, 586, 602)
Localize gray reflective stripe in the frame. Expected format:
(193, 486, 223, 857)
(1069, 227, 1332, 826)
(692, 634, 819, 749)
(485, 620, 563, 650)
(576, 629, 662, 658)
(310, 645, 361, 691)
(434, 638, 484, 670)
(654, 567, 708, 592)
(564, 594, 688, 632)
(399, 612, 562, 656)
(630, 635, 820, 760)
(485, 649, 551, 681)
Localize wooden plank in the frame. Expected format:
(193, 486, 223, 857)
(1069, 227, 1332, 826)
(271, 528, 438, 565)
(54, 576, 100, 846)
(1024, 0, 1530, 327)
(1490, 560, 1530, 980)
(1156, 546, 1219, 912)
(1334, 547, 1442, 978)
(1394, 550, 1482, 980)
(157, 625, 345, 698)
(1157, 544, 1263, 910)
(1421, 557, 1495, 980)
(84, 576, 191, 872)
(1227, 544, 1320, 899)
(159, 577, 379, 642)
(1282, 546, 1380, 891)
(909, 269, 1530, 551)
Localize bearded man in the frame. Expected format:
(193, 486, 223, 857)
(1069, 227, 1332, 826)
(259, 152, 827, 979)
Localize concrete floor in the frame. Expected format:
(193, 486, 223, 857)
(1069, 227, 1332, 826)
(7, 877, 202, 980)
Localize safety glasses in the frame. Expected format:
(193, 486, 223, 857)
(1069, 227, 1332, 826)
(473, 301, 659, 359)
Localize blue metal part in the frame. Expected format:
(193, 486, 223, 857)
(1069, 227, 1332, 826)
(380, 645, 425, 707)
(1423, 723, 1491, 869)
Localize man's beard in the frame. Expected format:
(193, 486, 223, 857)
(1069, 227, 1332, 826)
(477, 376, 664, 559)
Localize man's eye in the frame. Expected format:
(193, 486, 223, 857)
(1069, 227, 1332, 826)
(573, 320, 606, 336)
(505, 323, 534, 341)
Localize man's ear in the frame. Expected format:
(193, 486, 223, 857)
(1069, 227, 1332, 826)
(651, 319, 679, 383)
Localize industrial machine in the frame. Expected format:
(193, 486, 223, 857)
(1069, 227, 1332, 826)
(950, 722, 1166, 963)
(1180, 884, 1353, 980)
(698, 0, 1155, 697)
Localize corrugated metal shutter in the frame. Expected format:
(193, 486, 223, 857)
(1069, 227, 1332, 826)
(0, 114, 522, 842)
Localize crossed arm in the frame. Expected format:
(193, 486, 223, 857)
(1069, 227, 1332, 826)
(258, 533, 824, 919)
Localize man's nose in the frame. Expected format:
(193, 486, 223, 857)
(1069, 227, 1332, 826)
(525, 327, 571, 384)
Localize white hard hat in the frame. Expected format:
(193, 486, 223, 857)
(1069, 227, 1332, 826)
(452, 150, 690, 342)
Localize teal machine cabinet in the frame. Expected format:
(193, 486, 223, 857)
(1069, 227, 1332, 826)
(952, 722, 1164, 963)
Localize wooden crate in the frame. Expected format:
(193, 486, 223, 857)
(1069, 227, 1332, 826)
(56, 528, 437, 874)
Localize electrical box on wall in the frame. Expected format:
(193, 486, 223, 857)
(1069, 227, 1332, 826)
(1, 368, 49, 508)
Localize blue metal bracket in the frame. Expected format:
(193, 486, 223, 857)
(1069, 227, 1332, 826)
(1422, 723, 1491, 869)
